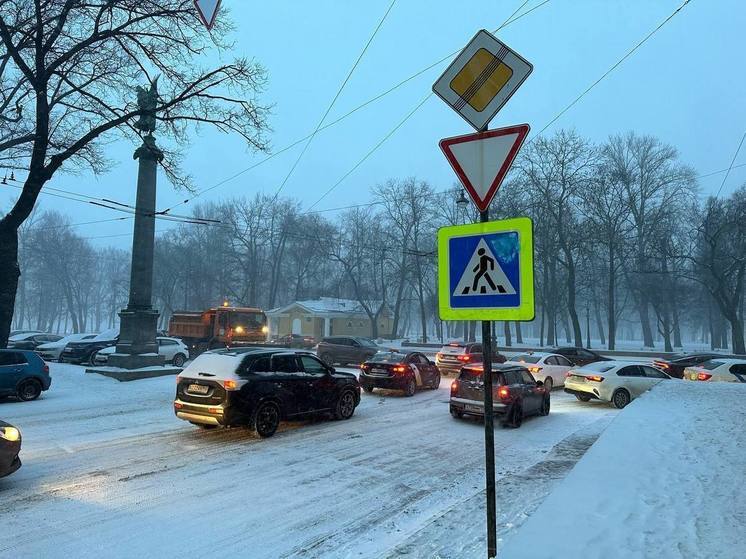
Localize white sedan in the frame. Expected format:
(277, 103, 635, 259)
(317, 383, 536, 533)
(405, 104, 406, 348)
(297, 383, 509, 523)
(95, 337, 190, 367)
(36, 333, 97, 361)
(564, 361, 671, 409)
(505, 352, 573, 391)
(683, 359, 746, 383)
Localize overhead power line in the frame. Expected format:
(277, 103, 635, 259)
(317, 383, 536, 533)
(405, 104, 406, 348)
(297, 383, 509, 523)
(714, 131, 746, 198)
(534, 0, 692, 138)
(156, 0, 551, 216)
(270, 0, 398, 201)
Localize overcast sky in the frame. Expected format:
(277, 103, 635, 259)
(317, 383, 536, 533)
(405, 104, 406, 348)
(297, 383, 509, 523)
(5, 0, 745, 248)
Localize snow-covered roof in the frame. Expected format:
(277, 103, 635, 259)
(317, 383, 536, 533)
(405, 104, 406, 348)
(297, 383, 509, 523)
(266, 297, 384, 317)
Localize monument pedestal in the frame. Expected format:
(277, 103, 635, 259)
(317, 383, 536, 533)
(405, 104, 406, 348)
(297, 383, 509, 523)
(108, 308, 164, 368)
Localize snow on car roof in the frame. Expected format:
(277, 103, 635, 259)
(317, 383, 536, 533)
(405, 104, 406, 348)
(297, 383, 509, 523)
(92, 328, 119, 341)
(181, 352, 243, 379)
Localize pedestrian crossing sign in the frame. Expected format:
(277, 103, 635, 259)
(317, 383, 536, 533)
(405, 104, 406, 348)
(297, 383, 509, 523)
(437, 218, 534, 320)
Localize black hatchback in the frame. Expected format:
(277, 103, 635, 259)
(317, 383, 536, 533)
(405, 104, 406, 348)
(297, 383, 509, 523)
(359, 351, 441, 396)
(449, 363, 550, 428)
(174, 349, 361, 437)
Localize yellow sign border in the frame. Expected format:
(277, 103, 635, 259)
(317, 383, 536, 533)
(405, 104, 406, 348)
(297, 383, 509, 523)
(437, 217, 535, 321)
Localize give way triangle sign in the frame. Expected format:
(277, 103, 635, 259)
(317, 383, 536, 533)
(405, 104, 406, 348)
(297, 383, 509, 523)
(439, 124, 530, 212)
(194, 0, 222, 30)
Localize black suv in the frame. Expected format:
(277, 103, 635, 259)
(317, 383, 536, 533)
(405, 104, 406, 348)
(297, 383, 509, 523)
(174, 349, 361, 437)
(316, 336, 379, 366)
(449, 363, 550, 428)
(60, 330, 118, 366)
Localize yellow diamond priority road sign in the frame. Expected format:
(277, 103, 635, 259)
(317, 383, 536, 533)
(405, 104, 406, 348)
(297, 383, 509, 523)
(433, 30, 533, 132)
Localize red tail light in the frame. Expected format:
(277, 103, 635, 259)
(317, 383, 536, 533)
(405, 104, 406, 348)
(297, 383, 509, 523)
(222, 379, 238, 390)
(457, 354, 471, 362)
(392, 365, 407, 373)
(655, 361, 670, 369)
(43, 364, 49, 374)
(451, 380, 459, 394)
(697, 372, 712, 381)
(174, 401, 183, 409)
(497, 386, 510, 400)
(586, 375, 604, 382)
(528, 366, 541, 373)
(436, 352, 443, 360)
(360, 364, 369, 371)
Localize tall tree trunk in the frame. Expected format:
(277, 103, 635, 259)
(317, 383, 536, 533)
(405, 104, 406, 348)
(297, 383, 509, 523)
(503, 321, 512, 347)
(514, 321, 523, 344)
(539, 304, 545, 347)
(0, 226, 20, 347)
(607, 247, 616, 350)
(638, 297, 654, 348)
(593, 299, 606, 346)
(565, 257, 583, 346)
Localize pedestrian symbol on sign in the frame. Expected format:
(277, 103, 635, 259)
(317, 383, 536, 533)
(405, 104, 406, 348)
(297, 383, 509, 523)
(453, 239, 516, 296)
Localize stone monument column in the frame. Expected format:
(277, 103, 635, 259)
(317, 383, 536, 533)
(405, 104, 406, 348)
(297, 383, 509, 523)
(108, 79, 165, 369)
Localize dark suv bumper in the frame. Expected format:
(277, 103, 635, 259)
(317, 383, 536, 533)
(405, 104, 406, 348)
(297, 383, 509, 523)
(359, 372, 408, 390)
(0, 443, 21, 478)
(450, 397, 507, 417)
(174, 399, 236, 426)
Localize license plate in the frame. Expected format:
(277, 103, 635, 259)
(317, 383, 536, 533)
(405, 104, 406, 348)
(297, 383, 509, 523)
(64, 348, 72, 353)
(465, 404, 482, 413)
(371, 368, 387, 374)
(188, 384, 209, 395)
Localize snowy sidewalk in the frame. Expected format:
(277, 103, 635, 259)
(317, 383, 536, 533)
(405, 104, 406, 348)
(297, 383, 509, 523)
(500, 381, 746, 559)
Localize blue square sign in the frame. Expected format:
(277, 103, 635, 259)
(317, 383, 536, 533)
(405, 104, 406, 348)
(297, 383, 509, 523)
(438, 218, 534, 321)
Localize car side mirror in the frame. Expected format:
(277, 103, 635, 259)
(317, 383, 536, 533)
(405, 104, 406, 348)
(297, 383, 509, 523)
(536, 380, 544, 387)
(328, 367, 336, 374)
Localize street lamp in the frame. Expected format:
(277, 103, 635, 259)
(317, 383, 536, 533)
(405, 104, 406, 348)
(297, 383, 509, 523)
(455, 189, 468, 210)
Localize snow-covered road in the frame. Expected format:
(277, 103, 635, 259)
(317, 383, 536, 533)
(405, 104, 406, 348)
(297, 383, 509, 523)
(0, 363, 617, 558)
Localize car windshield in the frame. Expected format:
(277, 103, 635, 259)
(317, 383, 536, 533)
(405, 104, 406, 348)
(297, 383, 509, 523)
(370, 351, 406, 362)
(440, 344, 466, 354)
(513, 354, 541, 364)
(230, 312, 265, 330)
(700, 360, 725, 370)
(92, 329, 118, 341)
(582, 362, 616, 373)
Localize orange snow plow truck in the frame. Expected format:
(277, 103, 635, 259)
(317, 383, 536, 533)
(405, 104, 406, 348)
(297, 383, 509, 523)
(168, 306, 268, 354)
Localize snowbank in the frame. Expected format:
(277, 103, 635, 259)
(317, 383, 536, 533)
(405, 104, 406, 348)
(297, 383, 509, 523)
(500, 381, 746, 559)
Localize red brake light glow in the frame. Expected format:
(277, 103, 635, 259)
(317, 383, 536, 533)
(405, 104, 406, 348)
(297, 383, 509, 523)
(586, 375, 604, 382)
(174, 401, 183, 409)
(451, 380, 459, 394)
(697, 372, 712, 381)
(497, 386, 510, 399)
(223, 379, 238, 390)
(392, 365, 407, 373)
(457, 354, 471, 362)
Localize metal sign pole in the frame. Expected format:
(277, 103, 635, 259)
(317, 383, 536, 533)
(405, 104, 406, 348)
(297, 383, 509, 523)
(479, 207, 497, 558)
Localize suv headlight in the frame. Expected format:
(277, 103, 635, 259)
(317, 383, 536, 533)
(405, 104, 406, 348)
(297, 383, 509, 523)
(0, 426, 20, 442)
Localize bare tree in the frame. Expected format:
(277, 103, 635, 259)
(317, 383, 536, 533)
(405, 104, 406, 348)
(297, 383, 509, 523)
(0, 0, 269, 345)
(603, 132, 696, 348)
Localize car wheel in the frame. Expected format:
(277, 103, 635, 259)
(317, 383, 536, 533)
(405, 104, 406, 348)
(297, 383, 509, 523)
(334, 390, 357, 420)
(612, 389, 631, 409)
(362, 385, 374, 393)
(189, 422, 217, 430)
(431, 372, 441, 389)
(503, 401, 523, 428)
(575, 394, 591, 402)
(87, 352, 97, 367)
(539, 395, 550, 416)
(17, 379, 42, 401)
(543, 377, 553, 391)
(450, 408, 463, 419)
(172, 353, 186, 367)
(404, 377, 416, 397)
(254, 401, 281, 438)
